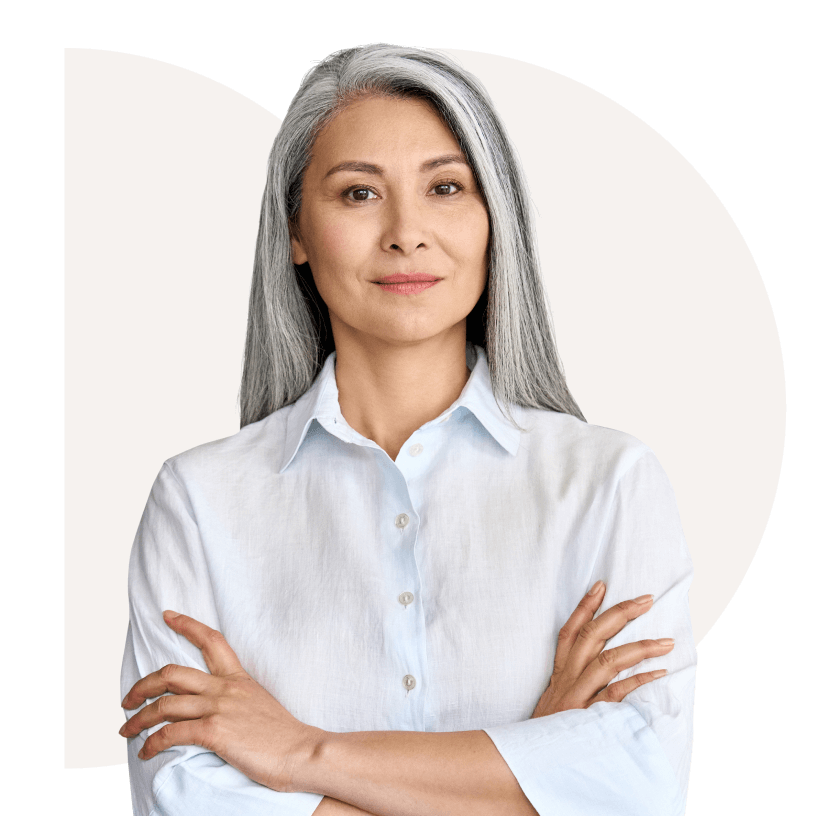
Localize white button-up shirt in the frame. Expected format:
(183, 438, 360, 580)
(122, 343, 696, 816)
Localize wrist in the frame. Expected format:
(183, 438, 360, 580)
(288, 725, 333, 794)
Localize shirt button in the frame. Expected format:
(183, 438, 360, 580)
(398, 591, 414, 607)
(409, 443, 423, 457)
(402, 674, 416, 691)
(395, 513, 410, 529)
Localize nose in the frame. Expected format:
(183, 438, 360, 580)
(380, 192, 429, 255)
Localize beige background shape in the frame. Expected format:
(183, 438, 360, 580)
(65, 48, 784, 768)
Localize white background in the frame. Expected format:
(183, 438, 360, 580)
(65, 43, 787, 768)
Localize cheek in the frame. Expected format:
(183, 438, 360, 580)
(320, 221, 353, 260)
(308, 218, 371, 311)
(447, 207, 490, 267)
(474, 208, 491, 254)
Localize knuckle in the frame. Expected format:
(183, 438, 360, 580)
(201, 716, 220, 750)
(621, 677, 641, 697)
(218, 686, 235, 706)
(597, 648, 616, 668)
(224, 675, 240, 689)
(156, 694, 171, 718)
(206, 629, 227, 645)
(578, 620, 598, 641)
(159, 664, 178, 682)
(149, 729, 165, 752)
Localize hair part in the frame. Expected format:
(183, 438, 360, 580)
(240, 43, 585, 429)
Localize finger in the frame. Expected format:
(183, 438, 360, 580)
(163, 611, 243, 676)
(591, 668, 668, 705)
(553, 581, 606, 675)
(120, 693, 211, 738)
(139, 719, 209, 760)
(122, 663, 211, 710)
(573, 638, 675, 700)
(567, 594, 655, 675)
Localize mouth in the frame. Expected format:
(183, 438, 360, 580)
(374, 272, 441, 296)
(376, 272, 439, 283)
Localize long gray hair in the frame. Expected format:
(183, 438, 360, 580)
(240, 43, 585, 428)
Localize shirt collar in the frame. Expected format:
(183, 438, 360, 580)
(278, 343, 521, 473)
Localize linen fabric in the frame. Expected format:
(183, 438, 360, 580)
(121, 343, 696, 816)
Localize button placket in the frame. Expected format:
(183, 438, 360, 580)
(394, 510, 418, 695)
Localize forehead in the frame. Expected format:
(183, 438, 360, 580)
(309, 95, 462, 168)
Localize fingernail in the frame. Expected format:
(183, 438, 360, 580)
(657, 638, 675, 646)
(138, 748, 145, 759)
(163, 610, 180, 621)
(652, 669, 668, 678)
(634, 594, 654, 604)
(587, 580, 604, 596)
(120, 696, 128, 708)
(118, 724, 127, 736)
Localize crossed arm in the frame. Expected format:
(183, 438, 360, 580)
(120, 583, 674, 816)
(299, 728, 532, 816)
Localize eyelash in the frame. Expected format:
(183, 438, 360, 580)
(342, 179, 464, 202)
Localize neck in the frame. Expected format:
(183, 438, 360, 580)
(333, 323, 471, 462)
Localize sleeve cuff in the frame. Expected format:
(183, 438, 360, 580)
(483, 702, 684, 816)
(146, 752, 324, 816)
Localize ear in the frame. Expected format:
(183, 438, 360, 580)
(289, 219, 308, 265)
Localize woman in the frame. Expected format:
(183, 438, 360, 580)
(119, 44, 695, 816)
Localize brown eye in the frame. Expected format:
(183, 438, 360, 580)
(433, 182, 461, 196)
(345, 187, 377, 202)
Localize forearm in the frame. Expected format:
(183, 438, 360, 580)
(298, 729, 537, 816)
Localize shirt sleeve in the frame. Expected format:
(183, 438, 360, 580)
(482, 448, 697, 816)
(121, 461, 325, 816)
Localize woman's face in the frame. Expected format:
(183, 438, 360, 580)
(290, 95, 490, 350)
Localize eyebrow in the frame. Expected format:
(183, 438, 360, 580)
(323, 153, 470, 180)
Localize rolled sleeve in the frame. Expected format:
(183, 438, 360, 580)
(484, 448, 696, 816)
(121, 462, 325, 816)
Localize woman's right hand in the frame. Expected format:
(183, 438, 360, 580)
(531, 581, 674, 719)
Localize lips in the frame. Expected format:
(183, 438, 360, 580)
(375, 273, 439, 283)
(377, 278, 439, 295)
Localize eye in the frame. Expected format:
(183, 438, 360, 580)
(434, 181, 462, 197)
(343, 186, 379, 202)
(431, 181, 463, 196)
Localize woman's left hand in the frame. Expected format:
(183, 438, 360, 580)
(119, 611, 321, 793)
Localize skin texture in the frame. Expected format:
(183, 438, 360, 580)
(290, 95, 490, 461)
